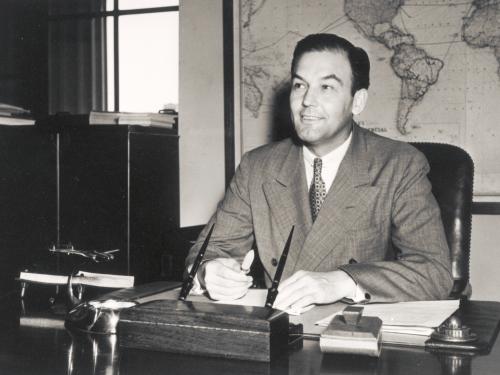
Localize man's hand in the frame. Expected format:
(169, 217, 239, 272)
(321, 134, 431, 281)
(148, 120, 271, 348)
(272, 270, 357, 311)
(201, 258, 253, 301)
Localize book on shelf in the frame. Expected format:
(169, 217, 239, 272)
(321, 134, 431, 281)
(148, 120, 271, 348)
(0, 103, 35, 125)
(19, 271, 134, 289)
(89, 110, 176, 128)
(0, 116, 35, 125)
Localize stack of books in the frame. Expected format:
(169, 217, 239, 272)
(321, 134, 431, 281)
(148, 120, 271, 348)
(89, 110, 177, 128)
(0, 103, 35, 125)
(19, 270, 134, 289)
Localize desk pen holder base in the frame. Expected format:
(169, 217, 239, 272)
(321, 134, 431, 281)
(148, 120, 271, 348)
(118, 299, 294, 362)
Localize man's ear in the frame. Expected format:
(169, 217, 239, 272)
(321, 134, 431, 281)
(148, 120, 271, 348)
(351, 89, 368, 116)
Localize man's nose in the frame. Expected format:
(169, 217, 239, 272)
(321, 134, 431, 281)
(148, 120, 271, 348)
(302, 87, 318, 107)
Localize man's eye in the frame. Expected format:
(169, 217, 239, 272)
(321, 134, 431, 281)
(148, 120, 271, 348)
(293, 82, 305, 90)
(321, 84, 334, 91)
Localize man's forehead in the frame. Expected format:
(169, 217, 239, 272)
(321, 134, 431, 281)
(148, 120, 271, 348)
(292, 50, 352, 81)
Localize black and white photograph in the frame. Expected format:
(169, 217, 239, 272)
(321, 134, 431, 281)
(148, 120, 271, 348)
(1, 0, 499, 374)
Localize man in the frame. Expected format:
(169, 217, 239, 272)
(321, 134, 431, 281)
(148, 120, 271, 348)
(186, 33, 452, 311)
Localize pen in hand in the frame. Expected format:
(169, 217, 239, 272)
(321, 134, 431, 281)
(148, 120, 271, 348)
(240, 250, 255, 274)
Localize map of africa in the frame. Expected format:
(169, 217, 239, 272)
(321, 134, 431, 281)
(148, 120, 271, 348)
(241, 0, 500, 196)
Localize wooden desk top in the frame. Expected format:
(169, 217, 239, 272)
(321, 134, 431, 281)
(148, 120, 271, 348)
(1, 292, 499, 375)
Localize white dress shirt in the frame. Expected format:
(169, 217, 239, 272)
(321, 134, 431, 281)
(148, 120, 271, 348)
(302, 132, 352, 193)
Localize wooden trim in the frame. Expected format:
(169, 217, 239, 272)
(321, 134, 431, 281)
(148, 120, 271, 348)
(223, 0, 235, 188)
(472, 202, 500, 215)
(113, 2, 119, 112)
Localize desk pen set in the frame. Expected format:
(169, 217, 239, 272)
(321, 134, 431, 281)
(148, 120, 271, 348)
(64, 224, 303, 362)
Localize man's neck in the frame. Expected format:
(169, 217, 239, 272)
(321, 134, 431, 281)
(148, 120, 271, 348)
(305, 129, 353, 157)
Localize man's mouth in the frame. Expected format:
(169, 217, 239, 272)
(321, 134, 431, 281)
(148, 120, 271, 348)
(301, 113, 323, 121)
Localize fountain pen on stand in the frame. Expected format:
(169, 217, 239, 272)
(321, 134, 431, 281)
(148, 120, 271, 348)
(178, 223, 215, 301)
(265, 226, 294, 308)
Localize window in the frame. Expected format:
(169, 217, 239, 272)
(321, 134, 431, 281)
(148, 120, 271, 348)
(48, 0, 179, 114)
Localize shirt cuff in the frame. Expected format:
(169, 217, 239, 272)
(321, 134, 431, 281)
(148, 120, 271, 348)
(342, 282, 368, 304)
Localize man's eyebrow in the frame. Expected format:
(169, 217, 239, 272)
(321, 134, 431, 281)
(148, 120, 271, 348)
(322, 73, 343, 86)
(292, 73, 305, 81)
(291, 72, 343, 86)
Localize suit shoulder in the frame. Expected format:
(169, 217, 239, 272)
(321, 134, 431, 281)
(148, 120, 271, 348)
(237, 138, 297, 178)
(361, 127, 425, 164)
(243, 138, 295, 163)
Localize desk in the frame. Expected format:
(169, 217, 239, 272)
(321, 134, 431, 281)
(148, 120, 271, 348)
(1, 293, 499, 375)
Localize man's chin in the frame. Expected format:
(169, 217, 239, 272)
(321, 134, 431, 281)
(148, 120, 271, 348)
(296, 131, 321, 145)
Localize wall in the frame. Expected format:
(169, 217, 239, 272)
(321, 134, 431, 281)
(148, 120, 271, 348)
(470, 215, 500, 301)
(178, 0, 226, 227)
(0, 0, 48, 117)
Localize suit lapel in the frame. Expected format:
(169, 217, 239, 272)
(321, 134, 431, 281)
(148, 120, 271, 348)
(294, 124, 379, 271)
(262, 143, 311, 270)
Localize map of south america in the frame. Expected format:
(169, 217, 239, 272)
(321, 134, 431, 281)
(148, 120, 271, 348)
(345, 0, 444, 135)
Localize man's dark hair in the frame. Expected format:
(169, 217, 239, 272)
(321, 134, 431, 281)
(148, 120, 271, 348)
(291, 33, 370, 96)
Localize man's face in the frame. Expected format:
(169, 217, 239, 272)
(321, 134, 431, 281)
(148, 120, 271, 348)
(290, 50, 355, 156)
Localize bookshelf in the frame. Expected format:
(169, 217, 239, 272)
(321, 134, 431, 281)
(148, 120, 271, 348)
(0, 116, 181, 294)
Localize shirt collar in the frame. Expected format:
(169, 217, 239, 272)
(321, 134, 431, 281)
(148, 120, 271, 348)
(303, 131, 353, 167)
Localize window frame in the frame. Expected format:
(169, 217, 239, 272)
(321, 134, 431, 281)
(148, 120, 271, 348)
(48, 1, 179, 112)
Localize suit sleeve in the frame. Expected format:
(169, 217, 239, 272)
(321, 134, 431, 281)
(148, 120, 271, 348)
(339, 150, 453, 302)
(185, 152, 255, 268)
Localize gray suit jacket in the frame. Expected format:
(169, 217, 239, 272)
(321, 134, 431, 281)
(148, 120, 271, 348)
(187, 124, 453, 302)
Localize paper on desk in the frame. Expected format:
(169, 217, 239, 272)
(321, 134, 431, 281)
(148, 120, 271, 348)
(214, 289, 314, 316)
(316, 299, 459, 333)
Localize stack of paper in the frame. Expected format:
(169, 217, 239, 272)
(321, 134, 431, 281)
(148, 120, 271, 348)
(316, 300, 460, 346)
(89, 110, 176, 128)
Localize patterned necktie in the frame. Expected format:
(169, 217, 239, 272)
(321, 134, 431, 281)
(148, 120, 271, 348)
(310, 157, 327, 221)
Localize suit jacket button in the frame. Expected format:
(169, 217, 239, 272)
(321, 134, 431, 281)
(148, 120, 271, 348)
(349, 258, 357, 264)
(271, 258, 278, 266)
(365, 293, 371, 300)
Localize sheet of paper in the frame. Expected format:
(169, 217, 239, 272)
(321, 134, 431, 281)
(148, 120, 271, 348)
(315, 299, 459, 329)
(214, 289, 314, 315)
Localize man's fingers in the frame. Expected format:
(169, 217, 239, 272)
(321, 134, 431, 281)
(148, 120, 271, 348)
(277, 271, 302, 292)
(203, 258, 253, 301)
(205, 275, 253, 292)
(208, 285, 250, 300)
(290, 295, 315, 310)
(206, 259, 250, 282)
(274, 273, 311, 306)
(274, 281, 309, 309)
(206, 281, 252, 300)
